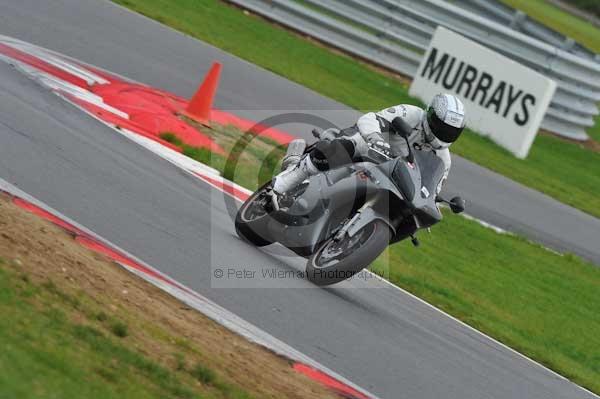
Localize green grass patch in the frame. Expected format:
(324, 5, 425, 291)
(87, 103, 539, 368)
(110, 321, 129, 338)
(114, 0, 600, 218)
(95, 311, 108, 322)
(501, 0, 600, 53)
(174, 353, 186, 371)
(164, 121, 600, 394)
(0, 267, 194, 399)
(161, 122, 286, 191)
(0, 261, 254, 399)
(191, 362, 217, 385)
(588, 115, 600, 142)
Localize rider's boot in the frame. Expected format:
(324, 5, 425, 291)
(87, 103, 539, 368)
(272, 155, 319, 195)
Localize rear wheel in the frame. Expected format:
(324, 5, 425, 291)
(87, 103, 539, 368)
(235, 183, 274, 247)
(306, 220, 391, 286)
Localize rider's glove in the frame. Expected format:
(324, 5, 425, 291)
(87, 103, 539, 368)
(369, 140, 392, 157)
(366, 132, 384, 144)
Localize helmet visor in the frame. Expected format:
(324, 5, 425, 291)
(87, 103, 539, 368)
(427, 107, 464, 143)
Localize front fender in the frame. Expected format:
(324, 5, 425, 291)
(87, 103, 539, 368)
(346, 207, 395, 237)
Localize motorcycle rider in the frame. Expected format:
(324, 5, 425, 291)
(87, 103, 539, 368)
(272, 93, 466, 197)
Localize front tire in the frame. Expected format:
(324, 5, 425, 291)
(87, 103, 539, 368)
(306, 220, 391, 286)
(235, 183, 274, 247)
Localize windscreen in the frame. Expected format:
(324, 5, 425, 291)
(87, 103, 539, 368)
(414, 150, 445, 197)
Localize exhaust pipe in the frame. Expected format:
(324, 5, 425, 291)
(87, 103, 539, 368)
(281, 139, 306, 171)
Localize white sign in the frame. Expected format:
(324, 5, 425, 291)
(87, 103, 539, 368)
(410, 27, 556, 158)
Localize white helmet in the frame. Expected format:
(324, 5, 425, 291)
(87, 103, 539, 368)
(423, 94, 466, 150)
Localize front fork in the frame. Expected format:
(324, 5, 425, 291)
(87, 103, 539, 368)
(341, 202, 396, 240)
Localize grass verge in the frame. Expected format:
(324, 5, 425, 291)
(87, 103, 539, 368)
(501, 0, 600, 53)
(0, 194, 337, 399)
(162, 120, 286, 191)
(165, 121, 600, 394)
(589, 115, 600, 142)
(112, 0, 600, 219)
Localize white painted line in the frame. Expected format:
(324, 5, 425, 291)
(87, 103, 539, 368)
(0, 35, 110, 85)
(0, 55, 130, 120)
(193, 169, 253, 196)
(118, 127, 221, 177)
(459, 210, 507, 234)
(63, 96, 223, 179)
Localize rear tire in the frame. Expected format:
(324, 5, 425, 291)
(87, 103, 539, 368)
(306, 220, 390, 286)
(235, 183, 274, 247)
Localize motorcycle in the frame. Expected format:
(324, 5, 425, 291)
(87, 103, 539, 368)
(235, 117, 465, 285)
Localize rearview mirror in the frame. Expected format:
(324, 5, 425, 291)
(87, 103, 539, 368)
(449, 196, 465, 214)
(391, 117, 412, 139)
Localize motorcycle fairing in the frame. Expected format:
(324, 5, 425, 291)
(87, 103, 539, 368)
(263, 149, 444, 255)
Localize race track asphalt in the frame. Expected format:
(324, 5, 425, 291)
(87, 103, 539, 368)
(0, 46, 596, 399)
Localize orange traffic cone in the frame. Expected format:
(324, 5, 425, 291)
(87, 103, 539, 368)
(183, 62, 222, 125)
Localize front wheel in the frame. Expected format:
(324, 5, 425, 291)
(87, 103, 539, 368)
(235, 183, 274, 247)
(306, 220, 391, 286)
